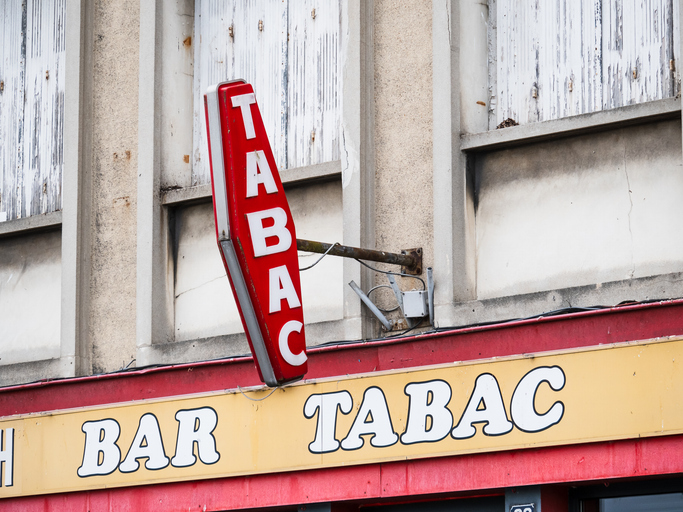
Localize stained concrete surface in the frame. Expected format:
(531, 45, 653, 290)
(373, 0, 434, 311)
(88, 0, 140, 373)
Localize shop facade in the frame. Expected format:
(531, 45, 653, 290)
(2, 0, 683, 510)
(2, 300, 683, 510)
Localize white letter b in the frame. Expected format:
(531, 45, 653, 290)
(247, 207, 292, 257)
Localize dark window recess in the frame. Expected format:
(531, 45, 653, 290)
(582, 493, 683, 512)
(572, 479, 683, 512)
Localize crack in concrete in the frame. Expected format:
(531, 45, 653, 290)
(446, 0, 452, 44)
(175, 275, 224, 299)
(624, 161, 635, 279)
(341, 128, 351, 188)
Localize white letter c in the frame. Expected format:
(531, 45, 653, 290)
(278, 320, 306, 366)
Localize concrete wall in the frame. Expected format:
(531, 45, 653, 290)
(0, 230, 61, 366)
(476, 119, 683, 299)
(2, 0, 683, 386)
(372, 0, 434, 315)
(172, 181, 343, 345)
(87, 0, 140, 373)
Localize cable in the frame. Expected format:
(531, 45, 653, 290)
(354, 258, 426, 290)
(308, 300, 671, 349)
(383, 317, 428, 338)
(236, 385, 279, 401)
(299, 242, 341, 271)
(366, 284, 401, 313)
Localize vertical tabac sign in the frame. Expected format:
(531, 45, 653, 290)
(204, 80, 307, 386)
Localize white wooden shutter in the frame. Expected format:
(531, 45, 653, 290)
(193, 0, 341, 186)
(0, 0, 65, 221)
(491, 0, 680, 128)
(287, 0, 341, 168)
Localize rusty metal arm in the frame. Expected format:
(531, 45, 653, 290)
(296, 239, 422, 275)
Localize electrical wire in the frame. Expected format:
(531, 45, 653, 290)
(298, 242, 341, 271)
(383, 317, 428, 338)
(355, 258, 426, 290)
(366, 284, 401, 313)
(309, 300, 672, 349)
(237, 385, 279, 401)
(11, 298, 679, 391)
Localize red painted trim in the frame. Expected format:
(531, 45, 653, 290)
(4, 299, 681, 392)
(2, 436, 683, 511)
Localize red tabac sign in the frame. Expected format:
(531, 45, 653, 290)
(204, 80, 307, 386)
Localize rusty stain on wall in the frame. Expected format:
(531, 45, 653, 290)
(0, 0, 65, 221)
(192, 0, 341, 186)
(489, 0, 680, 129)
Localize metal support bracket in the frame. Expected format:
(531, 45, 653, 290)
(349, 281, 394, 331)
(297, 239, 422, 275)
(387, 274, 415, 329)
(427, 267, 434, 326)
(400, 248, 423, 275)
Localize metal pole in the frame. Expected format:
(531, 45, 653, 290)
(296, 239, 422, 274)
(349, 281, 394, 330)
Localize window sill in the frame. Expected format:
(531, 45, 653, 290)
(137, 316, 359, 368)
(461, 97, 681, 153)
(161, 160, 342, 206)
(0, 210, 62, 239)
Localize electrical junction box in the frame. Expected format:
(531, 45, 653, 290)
(402, 290, 428, 318)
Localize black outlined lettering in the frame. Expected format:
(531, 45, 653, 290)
(304, 391, 353, 454)
(119, 413, 170, 473)
(511, 366, 565, 433)
(452, 373, 513, 439)
(0, 428, 14, 487)
(78, 419, 121, 477)
(401, 380, 454, 445)
(341, 387, 398, 450)
(171, 407, 220, 468)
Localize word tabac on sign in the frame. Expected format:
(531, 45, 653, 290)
(2, 338, 683, 498)
(205, 80, 307, 386)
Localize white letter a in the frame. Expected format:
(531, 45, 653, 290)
(246, 151, 278, 198)
(269, 265, 301, 313)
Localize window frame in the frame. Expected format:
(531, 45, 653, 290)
(431, 0, 683, 329)
(0, 0, 87, 385)
(136, 0, 376, 366)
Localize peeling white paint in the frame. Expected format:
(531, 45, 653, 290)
(340, 122, 355, 189)
(0, 0, 65, 221)
(287, 0, 341, 169)
(193, 0, 341, 186)
(490, 0, 680, 128)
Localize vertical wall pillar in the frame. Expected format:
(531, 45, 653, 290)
(342, 0, 376, 339)
(62, 0, 92, 377)
(432, 0, 477, 328)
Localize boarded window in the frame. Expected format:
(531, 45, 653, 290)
(192, 0, 341, 186)
(489, 0, 680, 129)
(0, 0, 65, 222)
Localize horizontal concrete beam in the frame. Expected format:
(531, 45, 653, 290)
(0, 211, 62, 238)
(461, 97, 681, 153)
(161, 160, 342, 206)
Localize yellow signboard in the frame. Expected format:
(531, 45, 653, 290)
(1, 337, 682, 498)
